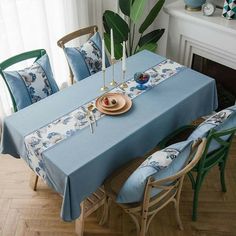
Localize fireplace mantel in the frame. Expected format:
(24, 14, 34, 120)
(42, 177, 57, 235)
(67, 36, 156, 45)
(164, 0, 236, 70)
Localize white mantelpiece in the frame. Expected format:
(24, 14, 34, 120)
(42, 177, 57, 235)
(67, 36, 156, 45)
(164, 0, 236, 70)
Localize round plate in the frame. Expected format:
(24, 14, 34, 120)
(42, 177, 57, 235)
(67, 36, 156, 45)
(100, 96, 117, 108)
(96, 94, 132, 115)
(97, 93, 126, 112)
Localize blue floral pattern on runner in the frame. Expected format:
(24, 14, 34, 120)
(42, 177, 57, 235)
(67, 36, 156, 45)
(24, 59, 184, 182)
(18, 63, 53, 104)
(77, 40, 102, 75)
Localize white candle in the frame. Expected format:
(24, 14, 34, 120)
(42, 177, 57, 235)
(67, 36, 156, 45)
(110, 28, 115, 60)
(122, 41, 126, 71)
(102, 39, 105, 71)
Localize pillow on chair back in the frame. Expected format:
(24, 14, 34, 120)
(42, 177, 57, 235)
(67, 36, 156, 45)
(187, 105, 236, 153)
(3, 54, 59, 111)
(64, 32, 110, 82)
(117, 140, 193, 204)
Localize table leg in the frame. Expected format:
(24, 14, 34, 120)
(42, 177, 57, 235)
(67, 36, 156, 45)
(29, 172, 38, 191)
(75, 202, 84, 236)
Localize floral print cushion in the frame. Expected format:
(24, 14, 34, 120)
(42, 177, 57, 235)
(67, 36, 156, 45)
(63, 32, 110, 82)
(18, 63, 53, 104)
(77, 40, 102, 75)
(116, 140, 193, 204)
(3, 54, 59, 111)
(188, 105, 236, 153)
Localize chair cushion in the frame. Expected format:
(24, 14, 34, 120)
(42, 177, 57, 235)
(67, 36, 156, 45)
(188, 105, 236, 153)
(116, 140, 193, 204)
(64, 32, 110, 81)
(3, 54, 59, 111)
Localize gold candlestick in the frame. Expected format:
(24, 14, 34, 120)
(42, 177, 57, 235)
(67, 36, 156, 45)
(100, 69, 108, 92)
(119, 70, 128, 89)
(110, 59, 117, 86)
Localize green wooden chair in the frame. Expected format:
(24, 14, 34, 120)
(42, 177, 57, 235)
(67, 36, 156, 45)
(158, 124, 236, 221)
(0, 49, 46, 112)
(0, 49, 47, 191)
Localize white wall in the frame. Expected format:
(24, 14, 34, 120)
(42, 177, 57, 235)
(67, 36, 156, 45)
(153, 0, 178, 57)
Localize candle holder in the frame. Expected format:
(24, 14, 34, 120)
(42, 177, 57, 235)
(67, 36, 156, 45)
(100, 69, 109, 92)
(119, 70, 128, 89)
(110, 59, 118, 86)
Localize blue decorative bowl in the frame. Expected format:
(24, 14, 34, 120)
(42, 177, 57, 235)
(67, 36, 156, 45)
(134, 72, 150, 90)
(184, 0, 206, 10)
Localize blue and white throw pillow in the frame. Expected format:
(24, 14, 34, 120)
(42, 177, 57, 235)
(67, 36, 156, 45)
(116, 140, 193, 204)
(3, 54, 59, 111)
(64, 32, 110, 82)
(188, 105, 236, 153)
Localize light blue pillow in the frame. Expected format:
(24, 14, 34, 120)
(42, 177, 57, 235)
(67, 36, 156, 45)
(188, 105, 236, 153)
(3, 54, 59, 111)
(116, 140, 193, 204)
(64, 32, 110, 82)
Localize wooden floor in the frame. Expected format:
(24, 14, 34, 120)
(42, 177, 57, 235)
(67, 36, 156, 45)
(0, 139, 236, 236)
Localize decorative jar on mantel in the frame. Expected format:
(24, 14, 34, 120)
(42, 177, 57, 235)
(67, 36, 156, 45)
(184, 0, 206, 11)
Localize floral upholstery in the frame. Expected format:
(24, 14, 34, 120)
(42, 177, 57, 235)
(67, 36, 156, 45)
(77, 40, 102, 74)
(188, 104, 236, 152)
(64, 32, 110, 81)
(3, 54, 59, 110)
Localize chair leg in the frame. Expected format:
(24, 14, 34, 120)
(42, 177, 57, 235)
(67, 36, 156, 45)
(187, 172, 196, 190)
(139, 215, 147, 236)
(192, 173, 205, 221)
(75, 202, 85, 236)
(174, 199, 183, 230)
(29, 173, 39, 191)
(219, 161, 227, 192)
(99, 197, 111, 225)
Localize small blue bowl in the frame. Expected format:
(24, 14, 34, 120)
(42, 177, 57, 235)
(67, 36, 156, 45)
(184, 0, 206, 10)
(134, 72, 150, 90)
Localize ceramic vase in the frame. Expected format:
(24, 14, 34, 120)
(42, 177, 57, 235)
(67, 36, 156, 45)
(184, 0, 206, 11)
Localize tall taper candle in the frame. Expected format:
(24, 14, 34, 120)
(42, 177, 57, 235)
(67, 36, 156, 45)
(110, 29, 115, 60)
(102, 39, 105, 70)
(122, 41, 126, 71)
(120, 41, 128, 89)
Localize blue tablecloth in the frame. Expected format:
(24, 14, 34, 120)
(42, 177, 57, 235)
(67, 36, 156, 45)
(1, 50, 218, 221)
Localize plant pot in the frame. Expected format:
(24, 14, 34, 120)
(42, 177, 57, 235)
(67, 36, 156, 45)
(184, 0, 206, 11)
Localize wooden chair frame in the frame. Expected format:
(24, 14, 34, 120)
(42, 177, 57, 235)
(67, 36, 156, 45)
(158, 125, 236, 221)
(103, 139, 206, 236)
(57, 25, 98, 85)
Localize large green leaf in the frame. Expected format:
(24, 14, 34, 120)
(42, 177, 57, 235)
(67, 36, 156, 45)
(136, 43, 157, 53)
(138, 29, 165, 47)
(103, 15, 110, 33)
(119, 0, 132, 16)
(104, 32, 123, 60)
(103, 10, 129, 43)
(130, 0, 147, 23)
(139, 0, 165, 33)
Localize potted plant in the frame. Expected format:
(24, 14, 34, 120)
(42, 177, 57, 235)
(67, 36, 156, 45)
(103, 0, 165, 59)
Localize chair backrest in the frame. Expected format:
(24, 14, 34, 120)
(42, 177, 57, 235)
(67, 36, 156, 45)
(197, 127, 236, 171)
(57, 25, 98, 85)
(142, 138, 206, 215)
(0, 49, 46, 112)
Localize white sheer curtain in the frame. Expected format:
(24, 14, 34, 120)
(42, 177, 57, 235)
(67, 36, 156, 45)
(0, 0, 117, 138)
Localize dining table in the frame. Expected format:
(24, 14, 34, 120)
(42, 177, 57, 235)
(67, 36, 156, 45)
(0, 50, 218, 231)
